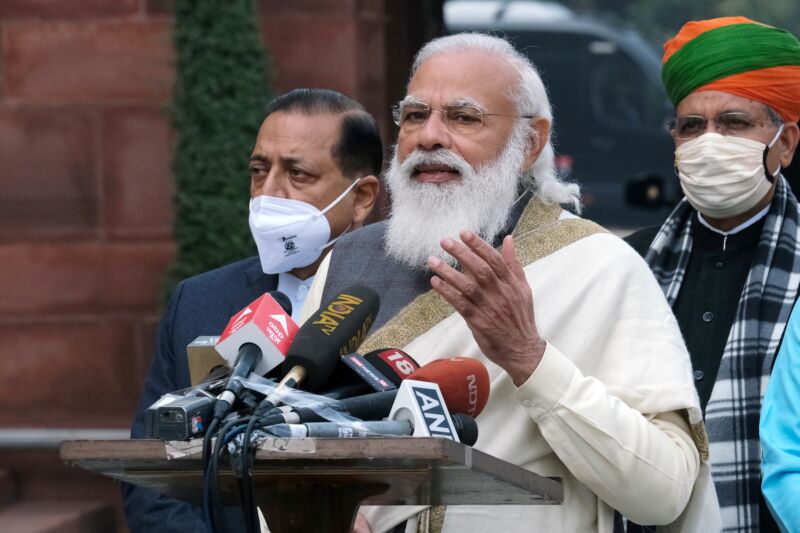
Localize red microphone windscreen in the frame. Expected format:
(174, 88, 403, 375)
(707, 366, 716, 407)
(409, 357, 490, 418)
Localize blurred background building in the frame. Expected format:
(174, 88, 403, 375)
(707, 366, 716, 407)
(0, 0, 798, 531)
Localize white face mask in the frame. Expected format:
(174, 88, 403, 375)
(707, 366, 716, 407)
(675, 125, 783, 219)
(249, 178, 360, 274)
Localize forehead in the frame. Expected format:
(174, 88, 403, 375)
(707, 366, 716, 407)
(407, 51, 519, 112)
(676, 90, 770, 116)
(253, 111, 341, 159)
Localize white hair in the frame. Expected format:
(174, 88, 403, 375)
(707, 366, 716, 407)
(411, 33, 581, 211)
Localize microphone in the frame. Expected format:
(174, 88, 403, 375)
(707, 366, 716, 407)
(451, 413, 479, 446)
(266, 413, 478, 444)
(214, 291, 297, 376)
(320, 348, 420, 399)
(212, 291, 296, 421)
(407, 357, 490, 417)
(266, 419, 413, 438)
(280, 285, 380, 391)
(363, 348, 419, 382)
(255, 286, 380, 416)
(388, 379, 460, 441)
(261, 357, 487, 427)
(260, 389, 397, 426)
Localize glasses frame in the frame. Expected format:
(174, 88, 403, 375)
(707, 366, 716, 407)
(391, 100, 536, 134)
(667, 111, 780, 141)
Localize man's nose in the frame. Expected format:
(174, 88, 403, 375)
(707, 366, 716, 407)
(415, 109, 453, 151)
(253, 171, 288, 199)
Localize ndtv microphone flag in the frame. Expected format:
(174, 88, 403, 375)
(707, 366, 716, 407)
(215, 293, 299, 376)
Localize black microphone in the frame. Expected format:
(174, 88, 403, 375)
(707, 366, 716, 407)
(260, 389, 397, 426)
(318, 348, 421, 400)
(267, 419, 413, 438)
(266, 413, 478, 443)
(451, 413, 479, 446)
(257, 286, 380, 413)
(262, 358, 486, 427)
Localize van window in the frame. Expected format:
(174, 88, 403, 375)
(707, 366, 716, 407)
(589, 48, 667, 132)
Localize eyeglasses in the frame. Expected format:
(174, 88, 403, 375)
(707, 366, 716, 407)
(392, 101, 535, 135)
(668, 111, 779, 140)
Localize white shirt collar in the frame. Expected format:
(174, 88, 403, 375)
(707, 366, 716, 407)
(277, 272, 315, 321)
(697, 204, 770, 237)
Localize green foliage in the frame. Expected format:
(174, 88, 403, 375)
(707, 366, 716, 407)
(167, 0, 272, 293)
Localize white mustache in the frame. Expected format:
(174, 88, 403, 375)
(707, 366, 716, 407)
(398, 149, 473, 178)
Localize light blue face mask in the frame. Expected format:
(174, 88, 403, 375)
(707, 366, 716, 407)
(248, 178, 360, 274)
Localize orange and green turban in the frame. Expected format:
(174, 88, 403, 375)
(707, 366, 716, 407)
(661, 17, 800, 122)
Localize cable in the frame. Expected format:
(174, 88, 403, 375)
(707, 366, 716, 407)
(210, 416, 252, 533)
(202, 417, 221, 531)
(241, 417, 260, 533)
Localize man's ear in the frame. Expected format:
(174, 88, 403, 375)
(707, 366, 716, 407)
(351, 175, 381, 228)
(779, 122, 800, 167)
(523, 117, 551, 172)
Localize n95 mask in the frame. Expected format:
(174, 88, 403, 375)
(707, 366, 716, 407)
(249, 178, 360, 274)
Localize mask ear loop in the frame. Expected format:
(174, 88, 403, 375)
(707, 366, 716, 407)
(763, 123, 785, 183)
(317, 177, 362, 218)
(316, 177, 362, 249)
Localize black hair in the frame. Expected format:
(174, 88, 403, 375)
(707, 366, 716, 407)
(264, 88, 383, 179)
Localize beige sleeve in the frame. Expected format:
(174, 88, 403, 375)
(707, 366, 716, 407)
(516, 343, 700, 525)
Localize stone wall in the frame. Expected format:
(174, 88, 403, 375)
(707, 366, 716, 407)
(0, 1, 415, 529)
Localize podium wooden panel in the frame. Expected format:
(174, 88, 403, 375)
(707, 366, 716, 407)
(61, 437, 562, 533)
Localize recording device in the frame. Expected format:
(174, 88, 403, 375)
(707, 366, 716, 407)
(280, 285, 380, 390)
(451, 413, 479, 446)
(214, 291, 297, 376)
(320, 348, 420, 399)
(212, 291, 295, 423)
(256, 286, 380, 413)
(144, 365, 229, 439)
(152, 394, 216, 441)
(187, 335, 223, 386)
(409, 357, 490, 417)
(262, 356, 483, 426)
(266, 412, 479, 444)
(388, 379, 460, 441)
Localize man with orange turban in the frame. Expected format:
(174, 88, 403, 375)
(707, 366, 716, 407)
(625, 16, 800, 533)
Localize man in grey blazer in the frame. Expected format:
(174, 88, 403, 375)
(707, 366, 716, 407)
(122, 88, 381, 533)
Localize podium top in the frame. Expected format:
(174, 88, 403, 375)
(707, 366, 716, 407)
(62, 437, 561, 507)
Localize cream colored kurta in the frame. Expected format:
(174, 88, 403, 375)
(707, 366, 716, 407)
(300, 210, 720, 533)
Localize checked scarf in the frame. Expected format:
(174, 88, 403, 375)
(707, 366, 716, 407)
(643, 176, 800, 532)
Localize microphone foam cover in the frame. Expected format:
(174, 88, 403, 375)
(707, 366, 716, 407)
(409, 357, 490, 418)
(284, 285, 380, 390)
(268, 290, 292, 316)
(451, 413, 479, 446)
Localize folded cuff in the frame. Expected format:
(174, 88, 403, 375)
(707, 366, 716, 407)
(515, 342, 577, 420)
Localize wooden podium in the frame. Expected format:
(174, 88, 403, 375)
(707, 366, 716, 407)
(61, 437, 562, 533)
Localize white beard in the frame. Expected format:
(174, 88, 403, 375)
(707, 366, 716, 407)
(384, 127, 529, 269)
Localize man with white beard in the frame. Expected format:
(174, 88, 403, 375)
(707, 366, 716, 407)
(302, 33, 719, 532)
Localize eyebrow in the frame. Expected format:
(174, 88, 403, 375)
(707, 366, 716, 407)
(249, 154, 307, 165)
(677, 108, 751, 117)
(400, 95, 487, 112)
